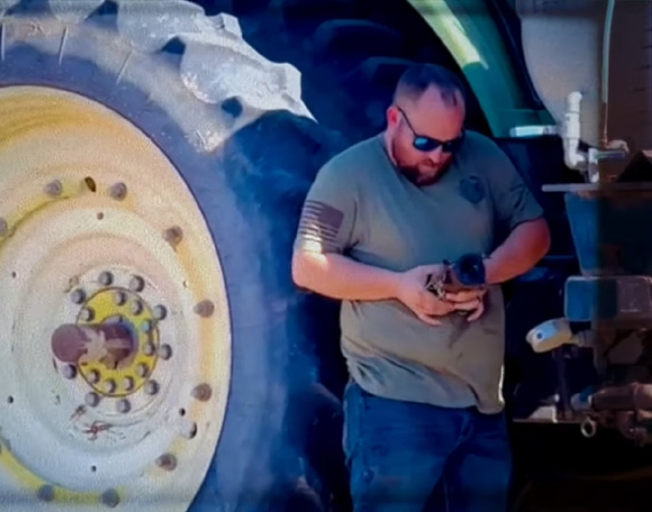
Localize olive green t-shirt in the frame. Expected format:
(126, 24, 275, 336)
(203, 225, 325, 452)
(293, 131, 544, 413)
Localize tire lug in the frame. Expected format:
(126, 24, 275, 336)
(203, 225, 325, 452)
(61, 364, 77, 379)
(98, 271, 113, 286)
(155, 453, 177, 471)
(158, 344, 172, 360)
(191, 383, 212, 402)
(70, 289, 86, 304)
(101, 488, 120, 507)
(116, 398, 131, 413)
(193, 300, 215, 318)
(129, 275, 145, 292)
(108, 182, 127, 201)
(44, 179, 62, 197)
(144, 380, 159, 395)
(37, 484, 55, 502)
(85, 392, 100, 407)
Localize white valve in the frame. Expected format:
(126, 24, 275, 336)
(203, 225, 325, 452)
(526, 318, 575, 353)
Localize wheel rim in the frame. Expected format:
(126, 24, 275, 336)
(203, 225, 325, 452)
(0, 85, 231, 511)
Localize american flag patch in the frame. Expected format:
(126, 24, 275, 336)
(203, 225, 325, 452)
(297, 200, 345, 249)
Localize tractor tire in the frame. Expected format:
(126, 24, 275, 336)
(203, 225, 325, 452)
(0, 1, 346, 511)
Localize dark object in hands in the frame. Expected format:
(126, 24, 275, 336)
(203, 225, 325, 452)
(425, 253, 486, 299)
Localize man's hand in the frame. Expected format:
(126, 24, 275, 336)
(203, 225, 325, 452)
(396, 265, 455, 326)
(445, 288, 486, 322)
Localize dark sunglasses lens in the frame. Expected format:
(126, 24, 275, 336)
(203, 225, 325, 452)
(413, 137, 439, 152)
(443, 137, 463, 152)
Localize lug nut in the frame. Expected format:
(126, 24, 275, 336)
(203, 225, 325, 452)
(116, 399, 131, 413)
(129, 276, 145, 292)
(98, 272, 113, 286)
(101, 488, 120, 507)
(70, 289, 86, 304)
(44, 179, 63, 197)
(61, 364, 77, 379)
(131, 300, 144, 316)
(194, 300, 215, 318)
(144, 380, 159, 395)
(80, 308, 95, 322)
(37, 484, 55, 502)
(0, 218, 8, 236)
(163, 226, 184, 247)
(85, 392, 100, 407)
(158, 344, 172, 360)
(123, 377, 135, 391)
(108, 182, 127, 201)
(113, 291, 127, 306)
(142, 342, 155, 356)
(153, 305, 167, 320)
(191, 383, 212, 402)
(136, 363, 149, 378)
(155, 453, 177, 471)
(103, 379, 117, 393)
(88, 369, 100, 384)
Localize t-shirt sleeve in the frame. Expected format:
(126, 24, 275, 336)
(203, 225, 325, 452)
(486, 144, 544, 231)
(293, 161, 358, 254)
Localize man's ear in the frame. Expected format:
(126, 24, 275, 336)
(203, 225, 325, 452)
(386, 105, 399, 127)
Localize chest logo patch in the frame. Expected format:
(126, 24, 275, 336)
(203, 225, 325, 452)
(458, 175, 485, 205)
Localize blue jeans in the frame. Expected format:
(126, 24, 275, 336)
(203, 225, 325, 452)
(343, 381, 512, 512)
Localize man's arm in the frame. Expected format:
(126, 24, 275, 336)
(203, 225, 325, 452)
(483, 142, 551, 285)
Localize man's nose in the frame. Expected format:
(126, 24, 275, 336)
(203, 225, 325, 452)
(427, 147, 445, 163)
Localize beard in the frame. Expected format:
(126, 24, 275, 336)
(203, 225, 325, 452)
(390, 137, 450, 187)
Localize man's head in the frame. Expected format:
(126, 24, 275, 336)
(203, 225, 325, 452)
(385, 63, 467, 186)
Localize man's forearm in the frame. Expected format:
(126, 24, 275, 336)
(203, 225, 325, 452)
(484, 218, 551, 285)
(292, 250, 401, 301)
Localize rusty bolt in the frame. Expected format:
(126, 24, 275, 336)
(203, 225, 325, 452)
(88, 369, 100, 384)
(131, 300, 144, 316)
(136, 363, 149, 378)
(158, 344, 172, 360)
(113, 290, 127, 306)
(37, 485, 55, 502)
(70, 289, 86, 305)
(108, 183, 127, 201)
(116, 399, 131, 414)
(191, 383, 212, 402)
(155, 453, 177, 471)
(103, 379, 117, 393)
(142, 342, 155, 356)
(61, 364, 77, 380)
(0, 218, 8, 236)
(193, 300, 215, 318)
(44, 179, 62, 197)
(85, 392, 100, 407)
(80, 308, 95, 322)
(144, 380, 159, 396)
(98, 272, 113, 286)
(123, 377, 135, 391)
(101, 488, 120, 508)
(163, 226, 184, 247)
(129, 276, 145, 292)
(153, 305, 167, 320)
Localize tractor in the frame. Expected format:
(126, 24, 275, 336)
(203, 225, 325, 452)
(0, 0, 651, 511)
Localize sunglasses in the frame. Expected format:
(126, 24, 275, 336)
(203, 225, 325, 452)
(396, 106, 465, 153)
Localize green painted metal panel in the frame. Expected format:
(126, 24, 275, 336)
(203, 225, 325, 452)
(407, 0, 554, 137)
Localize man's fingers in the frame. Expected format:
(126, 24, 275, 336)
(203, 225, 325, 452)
(466, 301, 485, 322)
(451, 298, 482, 311)
(445, 289, 485, 303)
(415, 311, 443, 326)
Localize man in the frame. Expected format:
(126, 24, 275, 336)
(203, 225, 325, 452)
(291, 63, 550, 512)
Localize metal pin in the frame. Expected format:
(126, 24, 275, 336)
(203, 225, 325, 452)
(123, 377, 135, 391)
(37, 485, 55, 502)
(144, 380, 159, 396)
(153, 305, 167, 320)
(113, 290, 127, 306)
(70, 289, 86, 304)
(61, 364, 77, 379)
(108, 183, 127, 201)
(80, 308, 95, 322)
(136, 363, 149, 378)
(44, 180, 62, 197)
(142, 342, 155, 356)
(85, 392, 100, 407)
(155, 453, 177, 471)
(116, 399, 131, 413)
(163, 226, 183, 247)
(101, 488, 120, 507)
(103, 379, 117, 393)
(98, 272, 114, 286)
(193, 300, 215, 318)
(129, 276, 145, 292)
(88, 369, 100, 384)
(191, 383, 212, 402)
(131, 300, 144, 316)
(158, 344, 172, 360)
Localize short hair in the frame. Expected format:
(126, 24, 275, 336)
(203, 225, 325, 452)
(393, 63, 467, 108)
